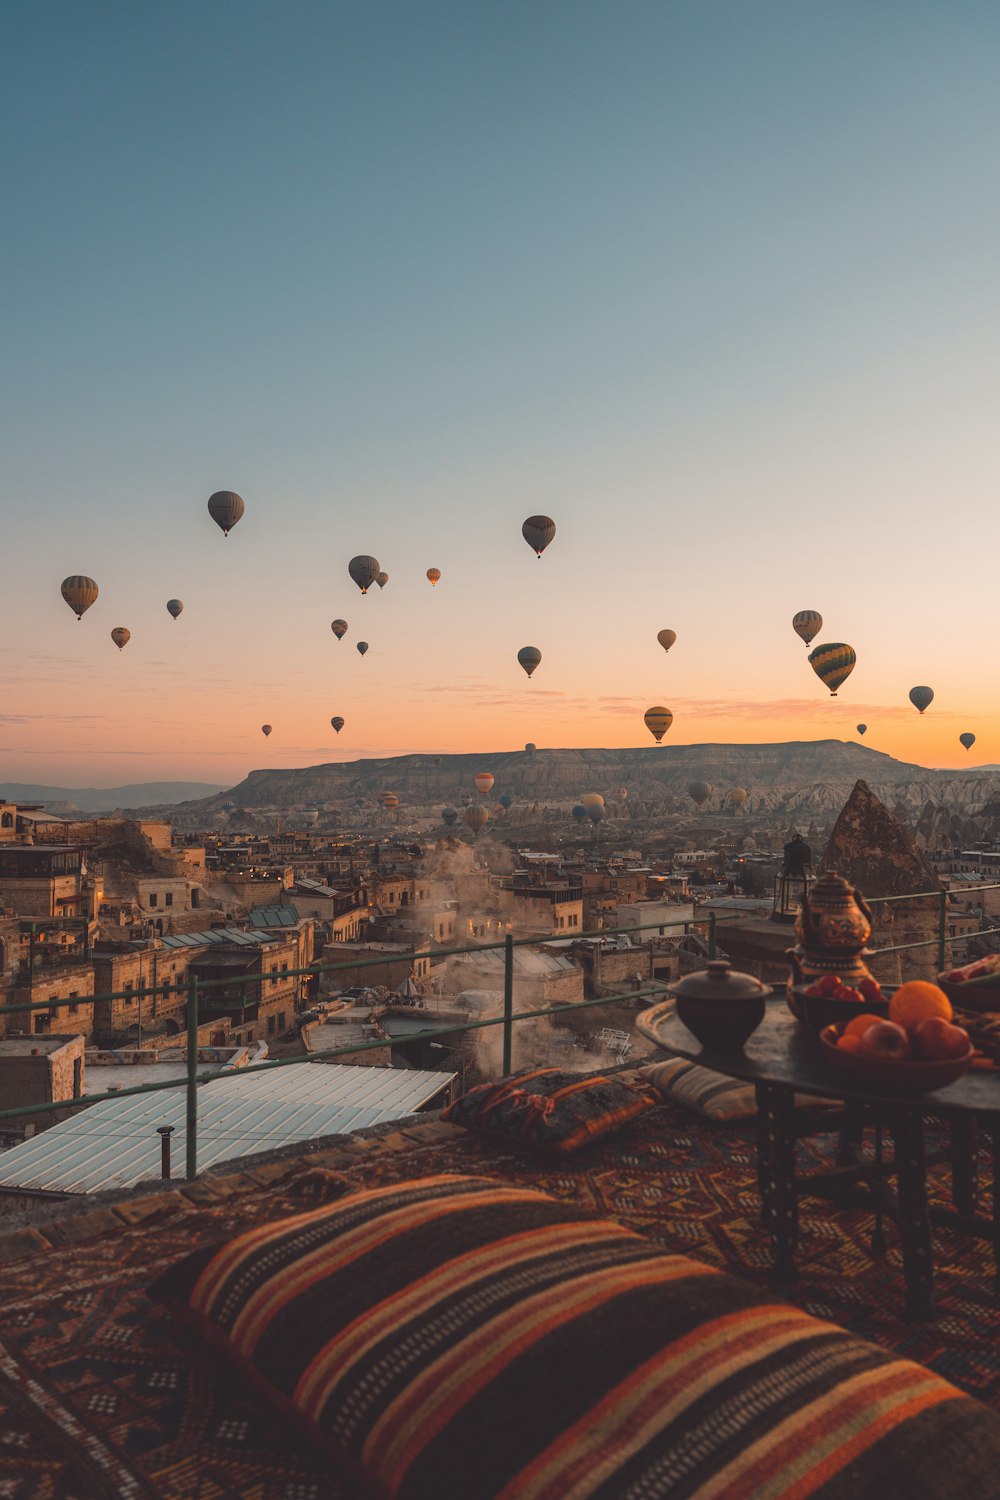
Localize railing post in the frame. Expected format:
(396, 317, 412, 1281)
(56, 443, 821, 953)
(186, 976, 199, 1181)
(937, 891, 948, 975)
(502, 934, 513, 1077)
(707, 911, 717, 960)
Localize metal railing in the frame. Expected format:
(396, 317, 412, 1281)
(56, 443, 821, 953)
(1, 886, 998, 1185)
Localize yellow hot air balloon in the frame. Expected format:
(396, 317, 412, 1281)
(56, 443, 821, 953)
(580, 793, 605, 810)
(656, 628, 677, 654)
(792, 610, 823, 647)
(643, 706, 673, 743)
(730, 787, 747, 805)
(110, 627, 131, 651)
(807, 642, 856, 697)
(61, 576, 99, 620)
(474, 772, 494, 795)
(426, 568, 441, 586)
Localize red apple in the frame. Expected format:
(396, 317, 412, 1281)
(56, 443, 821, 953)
(857, 1020, 911, 1060)
(858, 977, 884, 1004)
(912, 1017, 970, 1061)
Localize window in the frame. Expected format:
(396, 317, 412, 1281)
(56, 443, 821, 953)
(165, 892, 174, 908)
(68, 991, 79, 1015)
(267, 1015, 276, 1036)
(148, 893, 158, 908)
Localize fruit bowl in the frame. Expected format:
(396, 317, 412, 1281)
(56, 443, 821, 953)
(791, 985, 891, 1032)
(935, 976, 1000, 1014)
(819, 1024, 973, 1094)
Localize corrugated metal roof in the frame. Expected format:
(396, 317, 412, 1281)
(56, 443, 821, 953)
(0, 1065, 455, 1197)
(294, 877, 340, 897)
(460, 948, 576, 975)
(248, 905, 302, 928)
(159, 926, 278, 948)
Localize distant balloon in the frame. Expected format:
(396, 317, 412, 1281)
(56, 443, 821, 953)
(166, 599, 183, 620)
(474, 772, 494, 795)
(207, 491, 244, 537)
(330, 716, 345, 734)
(110, 627, 130, 651)
(376, 571, 389, 589)
(856, 724, 867, 736)
(587, 803, 605, 825)
(572, 804, 587, 821)
(517, 646, 542, 678)
(304, 811, 319, 825)
(442, 806, 458, 826)
(960, 732, 976, 751)
(426, 568, 441, 586)
(61, 576, 99, 620)
(617, 786, 628, 802)
(730, 787, 747, 805)
(580, 793, 604, 810)
(522, 515, 556, 557)
(465, 804, 489, 835)
(331, 619, 348, 640)
(792, 610, 823, 647)
(644, 706, 674, 743)
(807, 642, 856, 697)
(380, 792, 399, 810)
(499, 793, 513, 809)
(656, 629, 677, 654)
(524, 742, 536, 756)
(688, 781, 711, 807)
(433, 756, 441, 766)
(261, 724, 272, 737)
(909, 685, 934, 715)
(349, 555, 380, 594)
(357, 641, 369, 656)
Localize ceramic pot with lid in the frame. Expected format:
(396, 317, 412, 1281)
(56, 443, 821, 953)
(669, 960, 770, 1051)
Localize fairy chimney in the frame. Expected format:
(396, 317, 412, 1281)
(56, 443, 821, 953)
(820, 780, 948, 984)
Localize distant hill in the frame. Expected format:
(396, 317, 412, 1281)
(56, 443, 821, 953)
(0, 782, 230, 814)
(147, 741, 999, 824)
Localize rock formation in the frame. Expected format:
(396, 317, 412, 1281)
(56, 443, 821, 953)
(820, 780, 947, 984)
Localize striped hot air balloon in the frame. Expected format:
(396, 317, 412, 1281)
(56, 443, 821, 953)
(330, 717, 345, 734)
(110, 627, 130, 651)
(207, 491, 244, 536)
(61, 576, 99, 620)
(465, 804, 489, 835)
(522, 515, 556, 557)
(474, 772, 494, 795)
(331, 619, 348, 639)
(807, 642, 856, 697)
(792, 610, 823, 647)
(380, 792, 399, 810)
(426, 568, 441, 586)
(643, 706, 673, 743)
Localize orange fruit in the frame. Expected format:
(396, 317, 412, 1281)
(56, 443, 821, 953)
(888, 981, 952, 1031)
(843, 1012, 885, 1040)
(836, 1033, 862, 1053)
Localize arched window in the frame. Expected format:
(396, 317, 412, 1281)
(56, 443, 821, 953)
(0, 812, 13, 829)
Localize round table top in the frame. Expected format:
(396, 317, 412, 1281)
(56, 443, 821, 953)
(637, 997, 1000, 1115)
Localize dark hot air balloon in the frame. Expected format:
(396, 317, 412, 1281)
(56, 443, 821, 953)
(688, 781, 710, 807)
(442, 807, 458, 826)
(110, 627, 130, 651)
(207, 491, 244, 536)
(61, 576, 99, 620)
(357, 640, 369, 656)
(330, 716, 345, 734)
(261, 724, 272, 737)
(376, 571, 389, 589)
(166, 599, 183, 620)
(644, 706, 673, 743)
(960, 732, 976, 751)
(331, 619, 348, 639)
(856, 724, 867, 736)
(656, 628, 677, 654)
(909, 685, 934, 715)
(572, 804, 586, 821)
(522, 515, 556, 557)
(587, 803, 605, 824)
(792, 610, 822, 647)
(499, 793, 513, 809)
(524, 742, 536, 756)
(808, 642, 856, 696)
(517, 646, 542, 678)
(349, 555, 380, 594)
(465, 804, 489, 835)
(426, 568, 441, 586)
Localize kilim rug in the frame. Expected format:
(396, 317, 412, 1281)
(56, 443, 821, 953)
(0, 1095, 998, 1499)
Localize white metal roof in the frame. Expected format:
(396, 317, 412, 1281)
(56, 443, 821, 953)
(0, 1064, 455, 1197)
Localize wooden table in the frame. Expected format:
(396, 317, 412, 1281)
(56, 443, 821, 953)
(637, 999, 1000, 1319)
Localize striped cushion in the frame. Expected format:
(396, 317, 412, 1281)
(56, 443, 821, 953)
(440, 1067, 656, 1152)
(149, 1175, 1000, 1500)
(640, 1058, 839, 1123)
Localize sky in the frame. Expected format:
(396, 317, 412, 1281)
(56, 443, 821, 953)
(2, 1, 999, 787)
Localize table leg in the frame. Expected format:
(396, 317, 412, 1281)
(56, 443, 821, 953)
(950, 1115, 979, 1215)
(889, 1110, 935, 1321)
(992, 1123, 1000, 1296)
(756, 1084, 798, 1285)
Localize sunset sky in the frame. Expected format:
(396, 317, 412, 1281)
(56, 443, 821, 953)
(3, 2, 999, 787)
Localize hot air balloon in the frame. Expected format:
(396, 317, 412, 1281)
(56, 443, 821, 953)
(207, 491, 244, 537)
(572, 804, 587, 821)
(465, 804, 489, 835)
(442, 807, 458, 826)
(331, 619, 348, 640)
(587, 804, 605, 825)
(792, 610, 822, 647)
(856, 724, 867, 736)
(517, 646, 542, 678)
(730, 787, 747, 805)
(580, 793, 604, 810)
(499, 793, 513, 809)
(357, 641, 369, 656)
(330, 716, 345, 734)
(166, 599, 183, 620)
(380, 792, 399, 810)
(656, 628, 677, 654)
(688, 781, 710, 807)
(524, 742, 536, 756)
(522, 515, 556, 557)
(261, 724, 272, 737)
(426, 568, 441, 586)
(474, 772, 494, 795)
(304, 810, 319, 826)
(110, 627, 130, 651)
(960, 732, 976, 751)
(807, 642, 856, 697)
(376, 572, 389, 589)
(61, 576, 99, 620)
(644, 706, 674, 743)
(909, 685, 934, 715)
(617, 786, 628, 802)
(349, 555, 380, 594)
(433, 755, 441, 766)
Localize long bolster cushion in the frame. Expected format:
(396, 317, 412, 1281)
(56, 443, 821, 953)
(149, 1174, 1000, 1500)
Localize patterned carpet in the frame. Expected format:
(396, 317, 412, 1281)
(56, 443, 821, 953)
(1, 1095, 998, 1498)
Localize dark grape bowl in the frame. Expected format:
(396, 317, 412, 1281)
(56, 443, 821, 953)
(789, 984, 891, 1032)
(819, 1024, 973, 1094)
